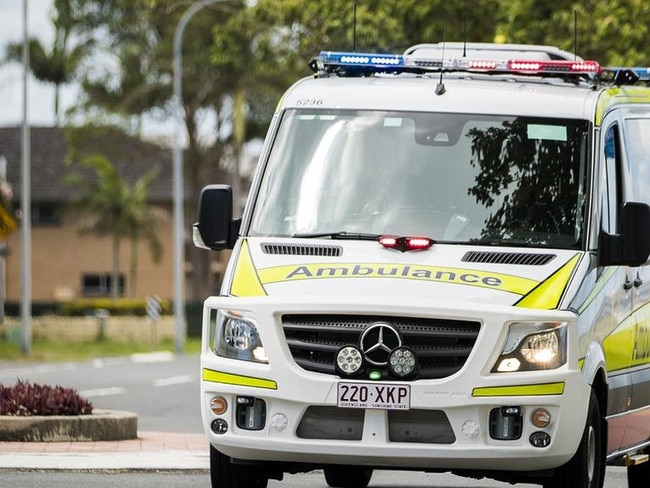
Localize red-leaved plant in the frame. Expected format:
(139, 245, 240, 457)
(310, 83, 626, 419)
(0, 380, 93, 416)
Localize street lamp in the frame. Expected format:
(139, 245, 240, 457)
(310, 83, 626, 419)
(172, 0, 226, 354)
(21, 0, 32, 356)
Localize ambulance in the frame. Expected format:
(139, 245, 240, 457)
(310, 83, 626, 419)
(193, 42, 650, 488)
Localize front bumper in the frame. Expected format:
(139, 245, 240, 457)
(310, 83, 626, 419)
(200, 295, 588, 472)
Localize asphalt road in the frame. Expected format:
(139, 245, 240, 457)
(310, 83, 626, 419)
(0, 351, 203, 433)
(0, 467, 629, 488)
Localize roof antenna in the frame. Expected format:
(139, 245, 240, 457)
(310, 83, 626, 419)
(573, 10, 578, 60)
(352, 1, 358, 51)
(462, 13, 467, 57)
(436, 24, 447, 95)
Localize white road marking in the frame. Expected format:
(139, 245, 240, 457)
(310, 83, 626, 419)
(79, 386, 127, 397)
(152, 374, 194, 387)
(130, 351, 175, 363)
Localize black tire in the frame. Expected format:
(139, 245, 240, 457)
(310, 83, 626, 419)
(210, 445, 268, 488)
(324, 465, 373, 488)
(627, 448, 650, 488)
(544, 390, 605, 488)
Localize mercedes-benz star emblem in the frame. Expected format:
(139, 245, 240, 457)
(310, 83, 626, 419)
(360, 322, 402, 366)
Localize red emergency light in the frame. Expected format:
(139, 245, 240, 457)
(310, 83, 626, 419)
(379, 235, 434, 252)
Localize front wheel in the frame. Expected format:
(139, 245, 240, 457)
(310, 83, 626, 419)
(544, 390, 605, 488)
(210, 445, 268, 488)
(324, 465, 373, 488)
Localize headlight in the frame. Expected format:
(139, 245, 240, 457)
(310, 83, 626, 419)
(215, 310, 268, 363)
(492, 322, 567, 372)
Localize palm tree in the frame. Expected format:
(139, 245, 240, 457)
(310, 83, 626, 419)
(124, 169, 167, 298)
(4, 0, 92, 125)
(65, 154, 164, 300)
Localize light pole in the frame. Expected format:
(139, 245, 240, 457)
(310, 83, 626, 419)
(20, 0, 32, 356)
(172, 0, 225, 354)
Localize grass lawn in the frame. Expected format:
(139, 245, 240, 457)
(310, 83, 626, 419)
(0, 337, 201, 362)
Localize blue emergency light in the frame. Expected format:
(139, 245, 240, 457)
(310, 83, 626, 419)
(601, 66, 650, 85)
(319, 51, 405, 68)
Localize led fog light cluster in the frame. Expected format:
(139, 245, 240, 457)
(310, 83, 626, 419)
(388, 347, 417, 378)
(336, 346, 364, 376)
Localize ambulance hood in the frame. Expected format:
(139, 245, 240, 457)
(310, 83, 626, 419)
(229, 238, 582, 309)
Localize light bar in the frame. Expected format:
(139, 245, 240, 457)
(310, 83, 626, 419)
(319, 51, 405, 69)
(315, 50, 602, 77)
(629, 67, 650, 79)
(607, 67, 650, 77)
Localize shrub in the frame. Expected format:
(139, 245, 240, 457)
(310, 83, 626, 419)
(60, 298, 172, 317)
(0, 380, 93, 416)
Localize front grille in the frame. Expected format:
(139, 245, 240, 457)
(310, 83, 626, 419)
(261, 243, 342, 256)
(296, 406, 455, 444)
(282, 314, 480, 380)
(388, 409, 455, 443)
(462, 251, 555, 266)
(297, 406, 364, 440)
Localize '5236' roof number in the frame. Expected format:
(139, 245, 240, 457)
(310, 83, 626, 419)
(296, 98, 323, 106)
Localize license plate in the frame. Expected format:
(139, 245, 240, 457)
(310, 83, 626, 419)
(337, 382, 410, 410)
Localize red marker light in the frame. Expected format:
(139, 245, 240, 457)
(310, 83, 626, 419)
(379, 235, 399, 248)
(405, 237, 433, 250)
(379, 236, 433, 252)
(507, 59, 601, 75)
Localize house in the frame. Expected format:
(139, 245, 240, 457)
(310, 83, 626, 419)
(0, 126, 177, 305)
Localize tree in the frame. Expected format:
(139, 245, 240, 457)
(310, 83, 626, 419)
(3, 0, 93, 125)
(496, 0, 650, 65)
(70, 0, 253, 301)
(65, 153, 164, 300)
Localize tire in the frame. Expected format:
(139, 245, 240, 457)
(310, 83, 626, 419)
(324, 465, 373, 488)
(544, 390, 605, 488)
(627, 448, 650, 488)
(210, 445, 268, 488)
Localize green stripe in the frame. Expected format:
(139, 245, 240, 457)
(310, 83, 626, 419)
(202, 369, 277, 390)
(472, 382, 565, 397)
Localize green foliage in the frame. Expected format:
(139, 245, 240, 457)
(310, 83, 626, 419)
(0, 380, 93, 416)
(59, 298, 172, 317)
(497, 0, 650, 65)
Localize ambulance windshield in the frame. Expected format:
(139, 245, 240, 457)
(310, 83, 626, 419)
(249, 110, 589, 248)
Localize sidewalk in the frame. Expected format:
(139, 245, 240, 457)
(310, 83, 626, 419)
(0, 431, 209, 470)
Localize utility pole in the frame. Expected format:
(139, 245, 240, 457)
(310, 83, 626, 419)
(172, 0, 225, 354)
(20, 0, 32, 356)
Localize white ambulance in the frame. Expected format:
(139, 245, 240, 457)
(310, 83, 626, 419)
(193, 43, 650, 488)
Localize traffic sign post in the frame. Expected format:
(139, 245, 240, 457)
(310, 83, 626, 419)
(146, 295, 162, 343)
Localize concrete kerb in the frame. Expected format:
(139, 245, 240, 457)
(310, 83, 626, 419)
(0, 431, 210, 471)
(0, 450, 210, 471)
(0, 409, 138, 442)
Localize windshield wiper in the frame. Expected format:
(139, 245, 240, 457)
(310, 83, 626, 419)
(292, 231, 381, 241)
(466, 238, 538, 248)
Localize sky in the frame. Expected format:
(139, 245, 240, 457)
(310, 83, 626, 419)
(0, 0, 79, 127)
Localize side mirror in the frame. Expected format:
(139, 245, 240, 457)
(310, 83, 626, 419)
(599, 202, 650, 267)
(193, 185, 241, 250)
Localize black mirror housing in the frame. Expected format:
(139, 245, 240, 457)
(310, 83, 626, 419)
(599, 202, 650, 267)
(193, 184, 241, 250)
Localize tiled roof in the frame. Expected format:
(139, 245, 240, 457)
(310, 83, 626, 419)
(0, 126, 173, 203)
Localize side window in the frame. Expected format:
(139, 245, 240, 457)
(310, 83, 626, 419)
(602, 125, 622, 234)
(624, 118, 650, 205)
